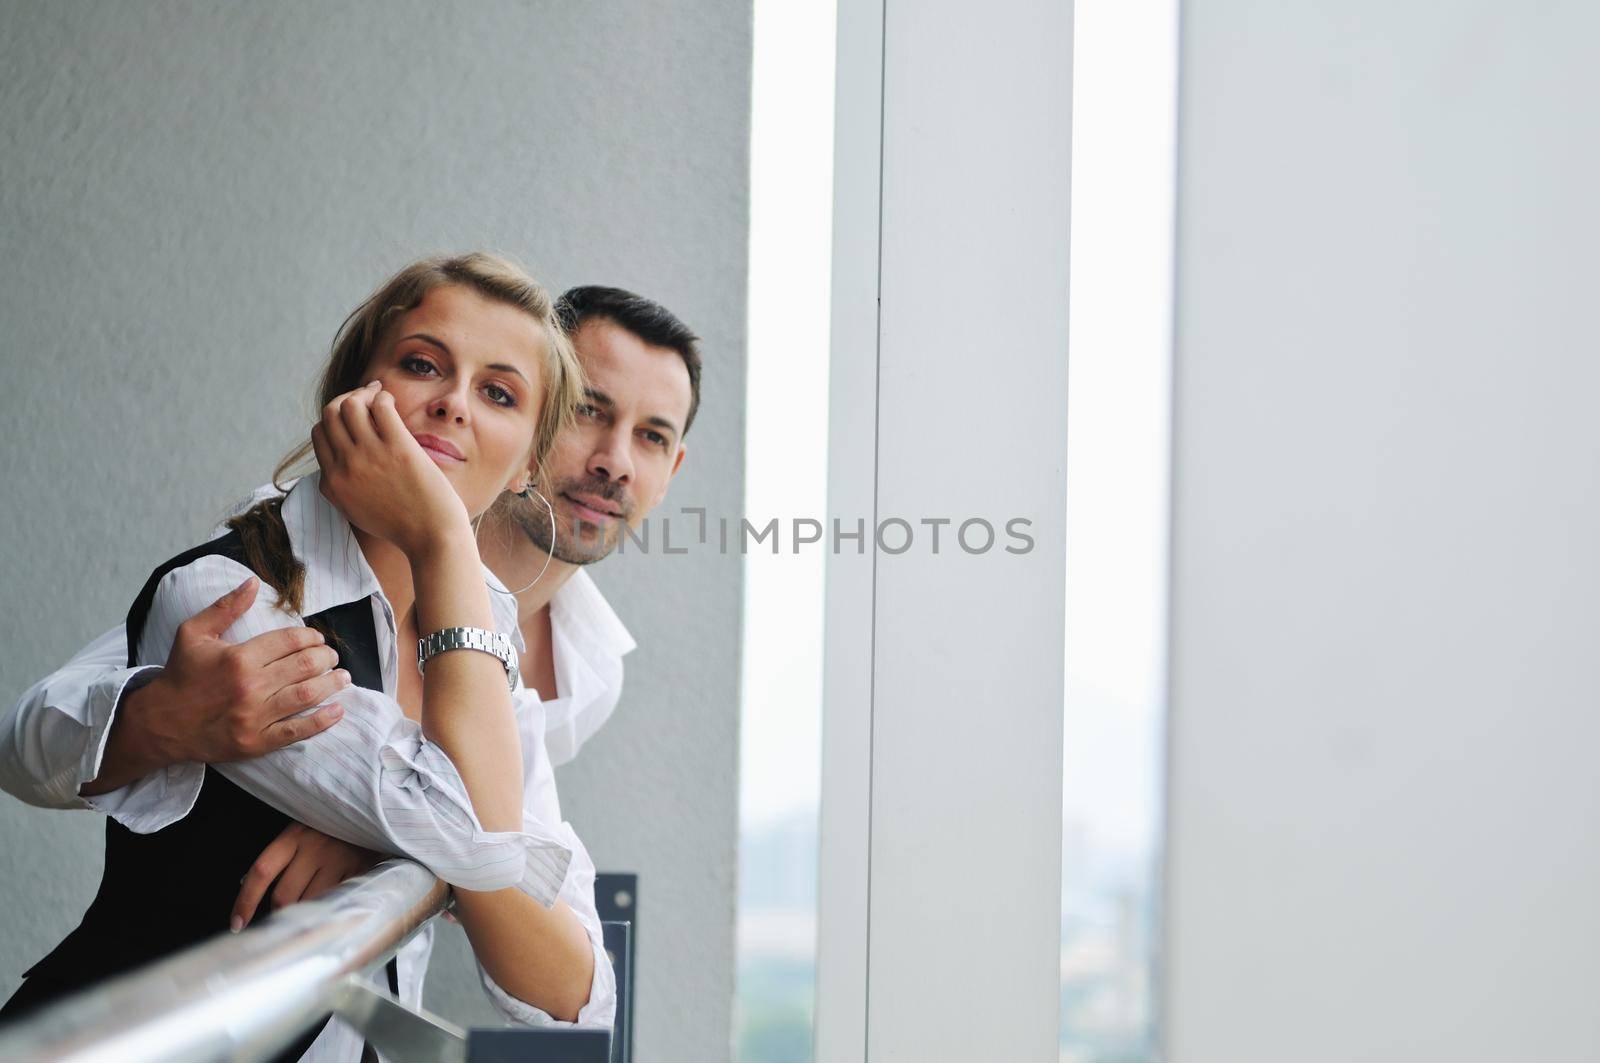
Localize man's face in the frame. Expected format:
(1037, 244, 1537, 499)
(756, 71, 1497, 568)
(516, 316, 692, 564)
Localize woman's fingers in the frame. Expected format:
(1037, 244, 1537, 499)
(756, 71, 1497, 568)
(369, 388, 405, 444)
(302, 864, 346, 903)
(269, 847, 321, 912)
(310, 421, 332, 470)
(231, 822, 378, 932)
(338, 382, 382, 447)
(320, 394, 356, 456)
(232, 826, 302, 930)
(318, 382, 391, 468)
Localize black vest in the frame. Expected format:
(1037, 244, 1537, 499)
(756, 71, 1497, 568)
(2, 530, 388, 1059)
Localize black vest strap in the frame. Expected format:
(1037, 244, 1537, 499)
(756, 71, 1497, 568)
(2, 530, 392, 1062)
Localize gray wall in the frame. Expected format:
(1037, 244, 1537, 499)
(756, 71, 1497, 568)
(1165, 3, 1600, 1061)
(0, 3, 749, 1059)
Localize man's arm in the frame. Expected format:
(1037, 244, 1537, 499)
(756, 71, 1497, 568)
(138, 552, 575, 901)
(82, 577, 348, 795)
(0, 577, 346, 820)
(0, 626, 140, 809)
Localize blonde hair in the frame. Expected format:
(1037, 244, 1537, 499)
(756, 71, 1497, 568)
(232, 252, 582, 622)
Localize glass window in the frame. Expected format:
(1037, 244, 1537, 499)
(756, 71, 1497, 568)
(1061, 1, 1178, 1059)
(737, 2, 837, 1062)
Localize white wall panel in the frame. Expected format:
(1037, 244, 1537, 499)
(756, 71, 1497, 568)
(820, 1, 1073, 1059)
(1166, 3, 1600, 1061)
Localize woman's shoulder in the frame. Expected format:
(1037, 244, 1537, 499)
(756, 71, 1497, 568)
(131, 532, 274, 628)
(125, 533, 285, 667)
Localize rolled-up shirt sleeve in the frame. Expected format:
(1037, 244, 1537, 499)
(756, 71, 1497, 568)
(136, 553, 572, 905)
(476, 822, 617, 1028)
(474, 690, 617, 1029)
(0, 624, 167, 814)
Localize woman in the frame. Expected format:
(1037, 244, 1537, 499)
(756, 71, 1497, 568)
(3, 253, 614, 1057)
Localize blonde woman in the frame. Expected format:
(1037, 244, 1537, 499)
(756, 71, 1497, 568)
(3, 254, 616, 1058)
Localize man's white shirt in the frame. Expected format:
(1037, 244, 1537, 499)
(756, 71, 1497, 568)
(0, 476, 635, 1060)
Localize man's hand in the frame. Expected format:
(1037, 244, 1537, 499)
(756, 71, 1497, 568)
(79, 577, 351, 796)
(231, 821, 383, 931)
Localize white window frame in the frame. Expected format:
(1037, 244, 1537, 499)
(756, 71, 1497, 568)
(815, 1, 1074, 1057)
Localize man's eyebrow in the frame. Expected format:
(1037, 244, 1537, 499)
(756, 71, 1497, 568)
(401, 334, 528, 382)
(582, 387, 680, 439)
(645, 415, 682, 440)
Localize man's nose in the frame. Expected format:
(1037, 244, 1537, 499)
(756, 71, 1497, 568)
(588, 428, 633, 484)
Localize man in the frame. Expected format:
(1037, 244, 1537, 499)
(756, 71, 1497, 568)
(481, 285, 700, 763)
(0, 283, 699, 899)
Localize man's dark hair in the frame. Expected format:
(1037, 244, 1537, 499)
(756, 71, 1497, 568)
(556, 285, 703, 435)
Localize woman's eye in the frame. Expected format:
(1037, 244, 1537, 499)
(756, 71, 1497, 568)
(483, 383, 516, 408)
(402, 355, 438, 376)
(576, 403, 601, 419)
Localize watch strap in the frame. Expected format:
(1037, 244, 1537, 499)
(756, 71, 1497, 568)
(416, 626, 519, 692)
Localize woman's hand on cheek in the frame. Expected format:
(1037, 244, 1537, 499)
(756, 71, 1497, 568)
(311, 382, 472, 558)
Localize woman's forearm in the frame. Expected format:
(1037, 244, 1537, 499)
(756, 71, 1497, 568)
(407, 528, 524, 833)
(405, 528, 592, 1017)
(453, 888, 597, 1022)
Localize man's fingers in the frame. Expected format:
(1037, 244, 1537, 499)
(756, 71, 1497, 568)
(232, 830, 300, 931)
(260, 700, 346, 751)
(257, 641, 340, 693)
(236, 625, 326, 669)
(187, 577, 259, 638)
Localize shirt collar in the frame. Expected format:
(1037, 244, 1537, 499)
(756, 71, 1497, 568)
(279, 472, 384, 617)
(549, 568, 637, 661)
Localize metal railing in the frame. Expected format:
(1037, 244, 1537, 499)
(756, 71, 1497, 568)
(0, 859, 466, 1062)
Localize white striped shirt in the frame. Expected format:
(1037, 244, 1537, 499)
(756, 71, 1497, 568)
(3, 474, 616, 1057)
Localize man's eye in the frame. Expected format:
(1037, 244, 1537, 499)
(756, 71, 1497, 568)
(641, 429, 668, 448)
(484, 383, 516, 407)
(402, 356, 438, 376)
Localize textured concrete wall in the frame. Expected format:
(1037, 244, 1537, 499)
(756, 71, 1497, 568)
(0, 3, 748, 1059)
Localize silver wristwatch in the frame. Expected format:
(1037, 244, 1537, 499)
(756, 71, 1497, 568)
(416, 627, 520, 692)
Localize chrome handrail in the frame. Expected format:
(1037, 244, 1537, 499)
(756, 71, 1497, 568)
(0, 858, 454, 1062)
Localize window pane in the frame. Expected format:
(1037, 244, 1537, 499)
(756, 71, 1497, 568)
(738, 2, 837, 1061)
(1062, 1, 1178, 1059)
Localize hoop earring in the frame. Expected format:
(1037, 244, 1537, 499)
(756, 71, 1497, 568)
(491, 486, 556, 596)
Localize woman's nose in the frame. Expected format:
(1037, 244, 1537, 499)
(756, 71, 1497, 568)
(429, 384, 470, 425)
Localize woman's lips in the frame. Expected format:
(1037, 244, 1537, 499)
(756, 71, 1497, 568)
(413, 433, 465, 465)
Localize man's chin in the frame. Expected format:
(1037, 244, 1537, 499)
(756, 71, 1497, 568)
(553, 520, 619, 565)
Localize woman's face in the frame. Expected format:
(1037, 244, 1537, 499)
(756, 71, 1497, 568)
(360, 283, 546, 518)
